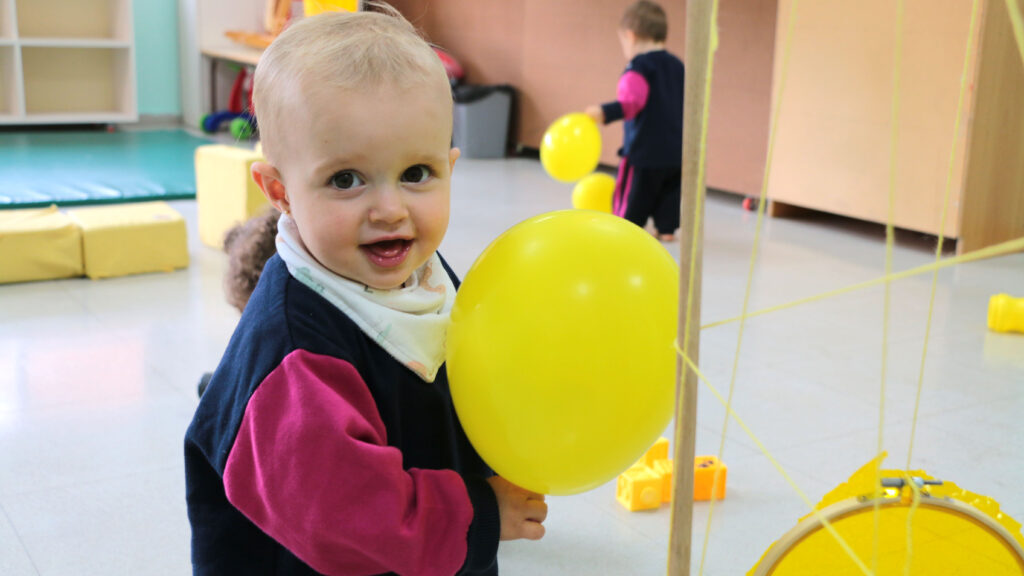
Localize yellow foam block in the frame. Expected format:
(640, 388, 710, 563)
(67, 202, 189, 279)
(0, 206, 83, 284)
(616, 466, 664, 511)
(195, 144, 268, 249)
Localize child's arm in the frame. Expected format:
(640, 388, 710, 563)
(221, 349, 499, 576)
(586, 70, 650, 126)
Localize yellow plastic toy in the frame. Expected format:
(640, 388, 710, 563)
(540, 113, 602, 183)
(447, 210, 678, 495)
(304, 0, 358, 16)
(694, 455, 727, 501)
(989, 293, 1024, 334)
(748, 454, 1024, 575)
(616, 438, 727, 511)
(571, 172, 615, 212)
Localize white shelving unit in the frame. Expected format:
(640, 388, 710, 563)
(0, 0, 136, 125)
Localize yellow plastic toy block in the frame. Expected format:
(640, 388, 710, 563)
(694, 455, 727, 501)
(617, 437, 728, 510)
(652, 458, 674, 503)
(194, 144, 269, 249)
(67, 202, 189, 279)
(616, 466, 664, 511)
(0, 206, 83, 284)
(641, 436, 669, 467)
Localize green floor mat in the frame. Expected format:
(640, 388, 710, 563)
(0, 129, 214, 209)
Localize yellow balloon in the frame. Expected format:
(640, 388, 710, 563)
(447, 210, 679, 495)
(571, 172, 615, 212)
(540, 113, 602, 183)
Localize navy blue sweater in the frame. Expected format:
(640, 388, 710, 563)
(601, 50, 685, 168)
(185, 255, 499, 575)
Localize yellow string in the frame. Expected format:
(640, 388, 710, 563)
(1007, 0, 1024, 68)
(678, 349, 875, 576)
(699, 234, 1024, 331)
(676, 1, 1024, 572)
(902, 472, 923, 576)
(876, 2, 906, 570)
(696, 1, 801, 573)
(905, 0, 981, 471)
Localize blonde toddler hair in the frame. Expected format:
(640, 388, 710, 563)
(252, 5, 451, 164)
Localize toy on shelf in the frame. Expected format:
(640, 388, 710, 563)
(616, 437, 727, 512)
(988, 294, 1024, 334)
(201, 67, 256, 139)
(225, 0, 291, 50)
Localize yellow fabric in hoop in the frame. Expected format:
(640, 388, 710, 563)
(747, 456, 1024, 575)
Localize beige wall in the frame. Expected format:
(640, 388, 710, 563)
(392, 0, 776, 197)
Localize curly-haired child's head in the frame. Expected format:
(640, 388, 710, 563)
(223, 206, 280, 313)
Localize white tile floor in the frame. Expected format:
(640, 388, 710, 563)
(1, 154, 1022, 575)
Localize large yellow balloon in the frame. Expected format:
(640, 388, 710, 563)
(447, 210, 679, 495)
(540, 113, 602, 183)
(572, 172, 615, 212)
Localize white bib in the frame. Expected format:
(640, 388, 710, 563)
(275, 214, 455, 382)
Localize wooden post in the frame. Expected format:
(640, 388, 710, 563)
(668, 1, 715, 575)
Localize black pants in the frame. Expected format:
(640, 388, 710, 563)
(614, 160, 681, 234)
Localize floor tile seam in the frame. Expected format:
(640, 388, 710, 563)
(0, 499, 43, 576)
(0, 462, 185, 500)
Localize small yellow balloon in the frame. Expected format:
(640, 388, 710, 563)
(572, 172, 615, 212)
(540, 113, 602, 183)
(447, 210, 679, 495)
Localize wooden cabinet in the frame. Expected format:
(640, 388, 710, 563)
(0, 0, 136, 125)
(767, 0, 1024, 253)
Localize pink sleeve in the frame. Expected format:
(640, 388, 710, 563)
(617, 70, 650, 120)
(223, 349, 474, 576)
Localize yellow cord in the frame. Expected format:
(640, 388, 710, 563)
(697, 1, 801, 572)
(876, 2, 906, 570)
(902, 472, 923, 576)
(678, 1, 1024, 573)
(678, 349, 875, 576)
(700, 235, 1024, 331)
(905, 0, 981, 471)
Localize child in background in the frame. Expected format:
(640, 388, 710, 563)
(585, 0, 684, 242)
(221, 205, 280, 313)
(185, 7, 546, 576)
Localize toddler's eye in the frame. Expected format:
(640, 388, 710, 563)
(400, 165, 432, 184)
(329, 171, 364, 190)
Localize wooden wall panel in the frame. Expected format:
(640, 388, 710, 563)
(766, 0, 979, 238)
(958, 0, 1024, 253)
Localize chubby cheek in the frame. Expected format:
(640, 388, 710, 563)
(419, 202, 450, 252)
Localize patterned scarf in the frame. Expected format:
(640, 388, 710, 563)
(275, 214, 455, 382)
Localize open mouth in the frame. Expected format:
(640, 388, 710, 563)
(361, 238, 413, 268)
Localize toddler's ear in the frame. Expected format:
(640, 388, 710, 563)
(449, 147, 461, 171)
(252, 162, 291, 214)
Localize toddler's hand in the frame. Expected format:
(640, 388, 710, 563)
(584, 105, 604, 124)
(487, 476, 548, 541)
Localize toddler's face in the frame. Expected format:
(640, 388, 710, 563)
(272, 78, 457, 290)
